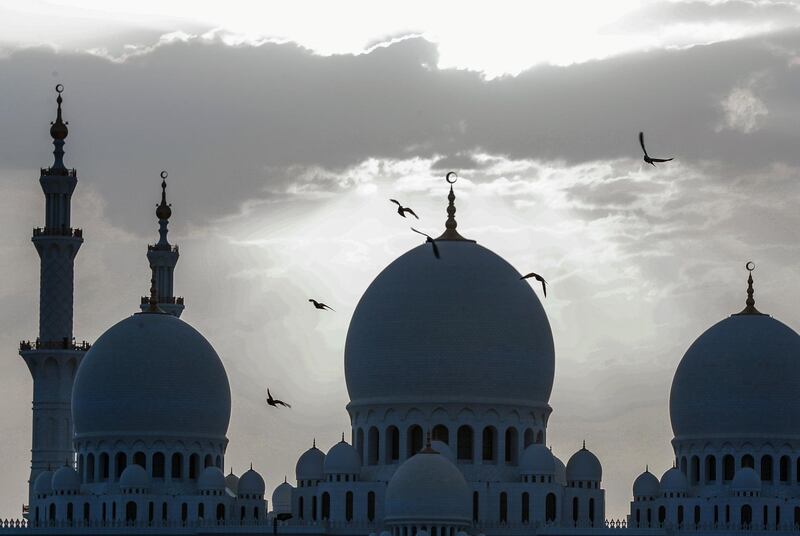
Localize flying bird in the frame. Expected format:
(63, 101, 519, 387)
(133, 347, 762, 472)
(308, 299, 335, 311)
(266, 389, 291, 409)
(639, 132, 673, 166)
(520, 272, 547, 298)
(411, 228, 440, 259)
(390, 199, 419, 219)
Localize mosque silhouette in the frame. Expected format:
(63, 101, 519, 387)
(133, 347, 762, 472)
(4, 86, 800, 535)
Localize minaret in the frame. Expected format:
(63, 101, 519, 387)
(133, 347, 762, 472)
(19, 85, 89, 504)
(140, 171, 184, 317)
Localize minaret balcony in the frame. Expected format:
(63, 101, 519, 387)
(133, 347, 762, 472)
(19, 339, 91, 351)
(32, 227, 82, 238)
(40, 167, 76, 178)
(140, 296, 184, 305)
(147, 243, 179, 253)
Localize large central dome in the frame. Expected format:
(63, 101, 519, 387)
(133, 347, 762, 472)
(73, 312, 231, 441)
(344, 239, 555, 408)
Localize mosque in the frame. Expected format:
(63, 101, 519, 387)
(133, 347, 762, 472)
(2, 87, 800, 535)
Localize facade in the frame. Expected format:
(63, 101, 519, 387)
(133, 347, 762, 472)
(3, 87, 800, 536)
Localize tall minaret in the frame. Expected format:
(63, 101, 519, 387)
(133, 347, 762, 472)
(139, 171, 184, 317)
(19, 85, 88, 502)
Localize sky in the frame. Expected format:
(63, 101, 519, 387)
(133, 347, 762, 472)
(1, 0, 800, 521)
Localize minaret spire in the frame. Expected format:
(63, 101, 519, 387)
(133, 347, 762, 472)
(734, 261, 765, 316)
(436, 171, 474, 242)
(141, 171, 184, 317)
(20, 84, 88, 505)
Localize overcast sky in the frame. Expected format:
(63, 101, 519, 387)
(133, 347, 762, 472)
(2, 0, 800, 521)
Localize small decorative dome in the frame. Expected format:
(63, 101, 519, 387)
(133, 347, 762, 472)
(51, 466, 80, 492)
(34, 470, 54, 495)
(296, 445, 325, 482)
(566, 445, 602, 482)
(553, 455, 567, 485)
(198, 466, 225, 490)
(72, 313, 231, 441)
(431, 441, 455, 463)
(659, 467, 688, 494)
(272, 479, 294, 514)
(520, 444, 555, 475)
(632, 469, 660, 498)
(324, 439, 361, 475)
(385, 450, 471, 526)
(239, 467, 266, 496)
(732, 467, 761, 493)
(119, 464, 150, 489)
(225, 470, 240, 493)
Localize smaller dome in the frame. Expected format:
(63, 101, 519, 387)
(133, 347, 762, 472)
(296, 445, 325, 482)
(732, 467, 761, 493)
(431, 441, 456, 463)
(272, 480, 294, 514)
(520, 444, 555, 475)
(385, 450, 471, 525)
(34, 470, 54, 495)
(198, 466, 226, 490)
(239, 467, 266, 496)
(553, 455, 567, 485)
(660, 467, 688, 494)
(566, 446, 602, 482)
(119, 464, 150, 489)
(324, 440, 361, 475)
(51, 466, 80, 492)
(225, 470, 240, 493)
(632, 469, 660, 498)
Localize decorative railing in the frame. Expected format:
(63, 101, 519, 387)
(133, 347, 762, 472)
(148, 244, 179, 253)
(40, 168, 76, 178)
(140, 296, 184, 305)
(32, 227, 82, 238)
(19, 339, 91, 351)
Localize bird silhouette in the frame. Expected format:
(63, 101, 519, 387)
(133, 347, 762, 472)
(390, 199, 419, 219)
(411, 228, 440, 259)
(308, 299, 335, 311)
(266, 388, 291, 409)
(520, 272, 547, 297)
(639, 132, 673, 166)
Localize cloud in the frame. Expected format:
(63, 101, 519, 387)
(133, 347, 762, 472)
(718, 84, 769, 133)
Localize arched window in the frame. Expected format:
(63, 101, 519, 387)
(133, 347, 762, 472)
(367, 491, 376, 522)
(705, 455, 716, 483)
(216, 503, 225, 521)
(741, 504, 752, 527)
(162, 503, 168, 521)
(386, 426, 400, 462)
(216, 455, 222, 469)
(472, 492, 479, 522)
(83, 502, 90, 522)
(572, 497, 579, 523)
(679, 456, 687, 475)
(690, 456, 700, 485)
(189, 454, 199, 479)
(505, 428, 518, 464)
(763, 505, 768, 527)
(524, 428, 534, 448)
(102, 503, 107, 522)
(780, 455, 790, 482)
(181, 503, 188, 522)
(253, 506, 259, 520)
(647, 508, 652, 527)
(368, 427, 380, 465)
(152, 453, 165, 478)
(133, 451, 146, 469)
(482, 427, 497, 462)
(694, 505, 700, 525)
(725, 505, 730, 523)
(126, 501, 137, 523)
(115, 452, 127, 479)
(742, 454, 754, 468)
(794, 507, 800, 528)
(112, 502, 117, 521)
(86, 453, 95, 483)
(635, 509, 640, 527)
(678, 505, 684, 525)
(723, 454, 735, 481)
(345, 491, 354, 521)
(521, 492, 529, 523)
(457, 426, 474, 461)
(776, 505, 781, 527)
(204, 454, 213, 468)
(171, 453, 183, 479)
(49, 503, 55, 521)
(761, 455, 773, 481)
(78, 454, 84, 481)
(658, 506, 666, 524)
(240, 506, 246, 520)
(356, 429, 364, 462)
(67, 502, 74, 522)
(298, 497, 304, 520)
(499, 492, 508, 523)
(407, 425, 423, 457)
(198, 503, 204, 519)
(536, 430, 544, 444)
(589, 498, 595, 526)
(100, 452, 110, 480)
(311, 496, 318, 520)
(432, 425, 449, 444)
(546, 493, 557, 523)
(321, 492, 331, 520)
(149, 502, 155, 522)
